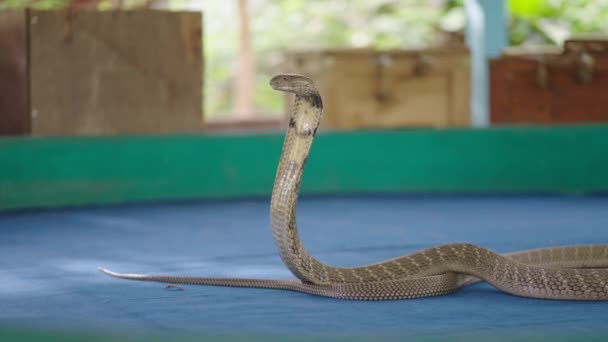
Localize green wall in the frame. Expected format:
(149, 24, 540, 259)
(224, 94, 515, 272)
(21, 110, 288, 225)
(1, 125, 608, 211)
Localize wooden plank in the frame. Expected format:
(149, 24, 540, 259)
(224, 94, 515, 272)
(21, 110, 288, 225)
(551, 57, 608, 122)
(490, 53, 608, 124)
(450, 65, 472, 126)
(0, 10, 29, 135)
(284, 48, 471, 130)
(28, 9, 203, 135)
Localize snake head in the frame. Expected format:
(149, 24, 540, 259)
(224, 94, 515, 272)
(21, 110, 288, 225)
(270, 74, 318, 96)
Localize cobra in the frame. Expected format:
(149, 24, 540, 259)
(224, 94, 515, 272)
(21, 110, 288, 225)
(99, 74, 608, 300)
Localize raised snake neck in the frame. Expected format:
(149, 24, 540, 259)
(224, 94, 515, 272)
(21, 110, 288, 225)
(99, 74, 608, 300)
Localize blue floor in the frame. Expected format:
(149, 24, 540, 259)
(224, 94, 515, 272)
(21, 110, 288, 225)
(1, 195, 608, 341)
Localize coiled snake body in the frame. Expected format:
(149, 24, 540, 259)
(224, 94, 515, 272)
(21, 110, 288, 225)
(99, 74, 608, 300)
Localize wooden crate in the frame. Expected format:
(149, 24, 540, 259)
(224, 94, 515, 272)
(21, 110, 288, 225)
(0, 9, 203, 136)
(490, 37, 608, 125)
(282, 48, 471, 130)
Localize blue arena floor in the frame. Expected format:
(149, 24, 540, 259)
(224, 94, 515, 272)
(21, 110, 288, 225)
(1, 195, 608, 341)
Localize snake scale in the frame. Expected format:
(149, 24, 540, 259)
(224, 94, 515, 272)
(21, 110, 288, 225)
(99, 74, 608, 300)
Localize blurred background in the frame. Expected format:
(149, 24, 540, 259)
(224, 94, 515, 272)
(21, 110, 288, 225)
(1, 0, 607, 134)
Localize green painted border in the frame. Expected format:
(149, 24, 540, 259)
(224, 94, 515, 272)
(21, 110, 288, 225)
(1, 125, 608, 211)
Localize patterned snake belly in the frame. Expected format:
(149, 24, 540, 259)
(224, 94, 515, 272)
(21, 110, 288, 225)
(99, 74, 608, 300)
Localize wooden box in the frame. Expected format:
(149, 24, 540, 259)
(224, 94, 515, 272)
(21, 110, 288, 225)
(0, 9, 203, 136)
(490, 37, 608, 125)
(282, 48, 471, 130)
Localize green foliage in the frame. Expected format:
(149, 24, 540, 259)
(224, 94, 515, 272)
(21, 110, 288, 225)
(508, 0, 608, 45)
(1, 0, 71, 9)
(509, 0, 548, 18)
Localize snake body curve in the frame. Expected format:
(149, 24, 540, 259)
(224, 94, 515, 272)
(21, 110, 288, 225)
(99, 74, 608, 300)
